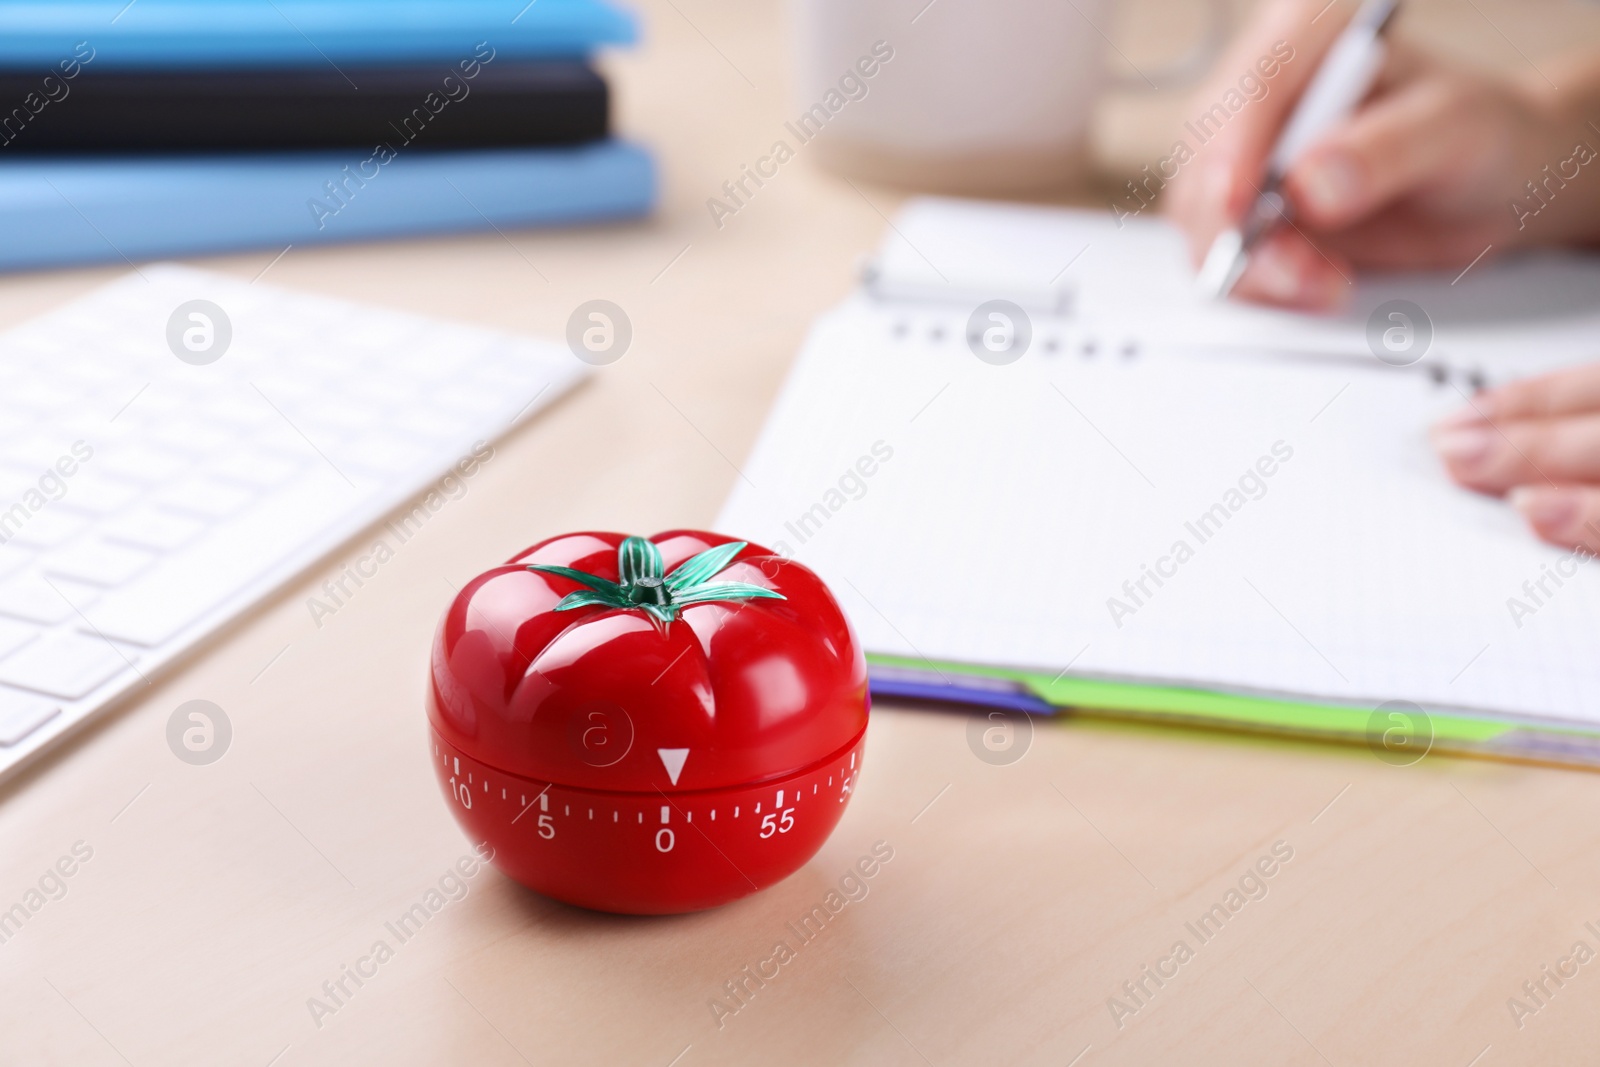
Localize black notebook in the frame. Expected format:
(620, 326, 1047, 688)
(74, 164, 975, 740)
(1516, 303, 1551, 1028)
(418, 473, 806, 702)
(0, 62, 608, 152)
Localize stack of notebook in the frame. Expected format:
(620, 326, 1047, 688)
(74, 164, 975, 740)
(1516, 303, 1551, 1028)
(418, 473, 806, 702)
(0, 0, 654, 270)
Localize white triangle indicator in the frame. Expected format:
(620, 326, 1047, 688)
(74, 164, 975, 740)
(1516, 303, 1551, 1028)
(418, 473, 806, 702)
(657, 748, 689, 785)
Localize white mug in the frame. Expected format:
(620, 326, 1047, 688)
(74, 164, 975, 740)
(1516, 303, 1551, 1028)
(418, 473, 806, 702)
(788, 0, 1228, 194)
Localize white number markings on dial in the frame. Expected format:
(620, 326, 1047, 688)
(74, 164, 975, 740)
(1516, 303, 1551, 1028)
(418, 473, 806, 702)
(759, 807, 796, 838)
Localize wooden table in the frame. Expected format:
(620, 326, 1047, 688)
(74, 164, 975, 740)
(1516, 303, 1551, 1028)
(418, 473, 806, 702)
(4, 1, 1600, 1063)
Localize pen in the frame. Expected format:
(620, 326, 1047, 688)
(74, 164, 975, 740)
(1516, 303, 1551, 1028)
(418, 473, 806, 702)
(1195, 0, 1401, 300)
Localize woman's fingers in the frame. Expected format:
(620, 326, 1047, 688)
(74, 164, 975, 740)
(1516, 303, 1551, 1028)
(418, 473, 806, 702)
(1510, 485, 1600, 553)
(1433, 370, 1600, 552)
(1432, 413, 1600, 494)
(1166, 0, 1366, 261)
(1438, 363, 1600, 425)
(1227, 227, 1352, 309)
(1307, 207, 1505, 270)
(1286, 74, 1482, 229)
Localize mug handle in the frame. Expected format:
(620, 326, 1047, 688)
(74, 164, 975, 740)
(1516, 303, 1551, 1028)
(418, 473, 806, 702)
(1107, 0, 1231, 93)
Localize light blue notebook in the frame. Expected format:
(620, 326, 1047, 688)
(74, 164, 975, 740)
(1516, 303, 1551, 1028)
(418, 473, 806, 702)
(0, 141, 655, 271)
(0, 0, 636, 66)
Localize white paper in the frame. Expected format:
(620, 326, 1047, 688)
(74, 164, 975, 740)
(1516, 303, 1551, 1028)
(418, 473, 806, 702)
(718, 199, 1600, 726)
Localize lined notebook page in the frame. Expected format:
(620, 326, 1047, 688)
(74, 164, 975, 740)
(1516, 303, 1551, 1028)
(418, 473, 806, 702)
(717, 202, 1600, 727)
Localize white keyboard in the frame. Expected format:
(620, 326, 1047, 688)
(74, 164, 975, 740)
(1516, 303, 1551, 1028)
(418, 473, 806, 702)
(0, 264, 585, 782)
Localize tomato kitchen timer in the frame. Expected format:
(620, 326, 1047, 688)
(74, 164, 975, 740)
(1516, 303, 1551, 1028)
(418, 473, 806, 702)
(427, 531, 869, 914)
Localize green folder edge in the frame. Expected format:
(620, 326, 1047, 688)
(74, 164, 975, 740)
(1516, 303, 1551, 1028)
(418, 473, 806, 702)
(868, 653, 1600, 771)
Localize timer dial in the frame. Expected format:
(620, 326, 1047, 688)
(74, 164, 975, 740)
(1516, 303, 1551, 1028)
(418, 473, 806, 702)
(430, 730, 866, 914)
(427, 530, 869, 914)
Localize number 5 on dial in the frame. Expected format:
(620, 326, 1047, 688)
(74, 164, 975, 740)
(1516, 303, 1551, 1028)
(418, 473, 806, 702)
(759, 807, 794, 838)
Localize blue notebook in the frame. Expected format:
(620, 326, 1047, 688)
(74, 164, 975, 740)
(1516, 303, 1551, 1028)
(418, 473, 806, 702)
(0, 0, 636, 67)
(0, 141, 655, 271)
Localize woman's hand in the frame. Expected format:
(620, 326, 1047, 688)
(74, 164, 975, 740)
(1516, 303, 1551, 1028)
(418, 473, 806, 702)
(1164, 0, 1600, 311)
(1434, 364, 1600, 552)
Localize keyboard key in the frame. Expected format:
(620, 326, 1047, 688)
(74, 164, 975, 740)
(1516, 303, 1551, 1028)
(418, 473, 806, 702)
(365, 407, 461, 444)
(0, 632, 132, 699)
(0, 507, 89, 549)
(43, 540, 157, 587)
(0, 544, 33, 582)
(96, 442, 193, 485)
(3, 433, 73, 468)
(341, 377, 420, 410)
(147, 420, 238, 455)
(198, 398, 278, 433)
(251, 374, 320, 409)
(434, 384, 509, 419)
(0, 571, 100, 625)
(156, 477, 255, 520)
(205, 449, 303, 489)
(115, 387, 186, 422)
(0, 464, 40, 498)
(336, 435, 437, 477)
(388, 342, 472, 382)
(0, 618, 38, 660)
(5, 379, 79, 414)
(54, 413, 113, 446)
(293, 399, 380, 439)
(55, 474, 144, 517)
(83, 469, 351, 646)
(0, 691, 59, 746)
(57, 358, 131, 394)
(100, 507, 206, 552)
(347, 319, 434, 356)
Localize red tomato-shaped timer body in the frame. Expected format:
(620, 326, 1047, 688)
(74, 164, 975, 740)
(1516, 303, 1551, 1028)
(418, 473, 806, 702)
(426, 531, 869, 914)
